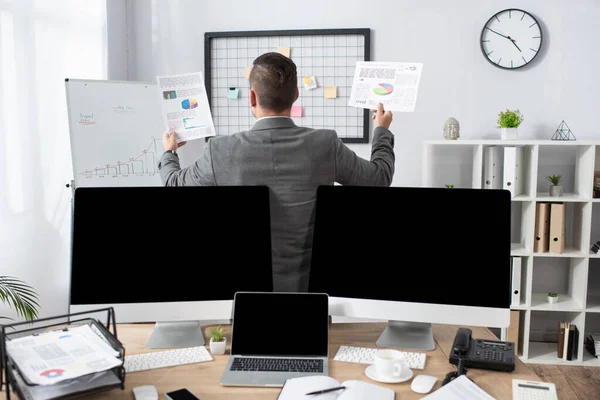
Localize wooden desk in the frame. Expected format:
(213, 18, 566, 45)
(85, 323, 540, 400)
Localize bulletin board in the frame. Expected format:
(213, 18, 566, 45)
(204, 28, 371, 143)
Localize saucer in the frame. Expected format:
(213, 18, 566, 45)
(365, 364, 413, 384)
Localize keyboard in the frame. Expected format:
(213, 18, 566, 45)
(230, 357, 324, 372)
(333, 346, 426, 370)
(124, 346, 213, 372)
(512, 379, 558, 400)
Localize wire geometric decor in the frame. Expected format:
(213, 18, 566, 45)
(551, 120, 576, 141)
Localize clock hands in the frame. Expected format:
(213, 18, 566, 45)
(486, 27, 509, 39)
(486, 27, 522, 52)
(509, 37, 522, 52)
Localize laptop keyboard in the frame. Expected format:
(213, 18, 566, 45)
(231, 357, 324, 372)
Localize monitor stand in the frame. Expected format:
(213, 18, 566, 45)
(375, 321, 435, 351)
(145, 321, 205, 349)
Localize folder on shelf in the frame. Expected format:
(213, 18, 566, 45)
(503, 146, 524, 197)
(510, 256, 522, 307)
(483, 146, 503, 189)
(549, 203, 567, 254)
(507, 311, 521, 352)
(534, 202, 550, 253)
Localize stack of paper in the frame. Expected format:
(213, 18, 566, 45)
(585, 333, 600, 358)
(6, 324, 122, 386)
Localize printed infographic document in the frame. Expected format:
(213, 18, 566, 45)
(157, 71, 216, 142)
(6, 325, 122, 385)
(348, 61, 423, 112)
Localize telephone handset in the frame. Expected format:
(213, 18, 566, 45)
(448, 328, 515, 373)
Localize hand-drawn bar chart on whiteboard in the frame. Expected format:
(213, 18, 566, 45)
(65, 79, 165, 187)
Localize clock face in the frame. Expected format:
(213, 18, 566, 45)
(480, 9, 543, 69)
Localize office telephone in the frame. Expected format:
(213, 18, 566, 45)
(449, 328, 515, 372)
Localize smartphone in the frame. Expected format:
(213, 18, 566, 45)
(165, 388, 200, 400)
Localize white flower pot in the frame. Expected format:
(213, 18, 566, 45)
(209, 337, 227, 355)
(547, 296, 558, 304)
(500, 127, 518, 140)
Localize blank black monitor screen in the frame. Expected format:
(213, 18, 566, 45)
(308, 185, 511, 309)
(231, 292, 329, 356)
(70, 186, 273, 305)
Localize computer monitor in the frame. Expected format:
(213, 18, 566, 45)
(69, 186, 273, 348)
(308, 185, 511, 351)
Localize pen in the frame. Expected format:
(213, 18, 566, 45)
(305, 386, 346, 396)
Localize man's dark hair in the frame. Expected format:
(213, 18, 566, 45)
(249, 52, 297, 112)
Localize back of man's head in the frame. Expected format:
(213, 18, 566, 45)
(249, 52, 297, 112)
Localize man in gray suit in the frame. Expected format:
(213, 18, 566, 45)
(158, 52, 395, 292)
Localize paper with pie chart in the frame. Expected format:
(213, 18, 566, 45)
(348, 61, 423, 112)
(157, 71, 216, 142)
(5, 324, 122, 385)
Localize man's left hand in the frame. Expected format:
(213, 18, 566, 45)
(163, 130, 187, 152)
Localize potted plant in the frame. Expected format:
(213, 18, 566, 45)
(547, 174, 563, 197)
(445, 184, 455, 188)
(1, 276, 39, 322)
(547, 292, 559, 304)
(497, 109, 524, 140)
(207, 325, 226, 355)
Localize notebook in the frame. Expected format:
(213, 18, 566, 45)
(277, 376, 394, 400)
(219, 291, 330, 387)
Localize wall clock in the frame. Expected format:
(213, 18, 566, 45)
(480, 9, 543, 70)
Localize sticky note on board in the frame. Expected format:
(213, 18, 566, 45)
(228, 87, 240, 99)
(324, 86, 337, 99)
(304, 76, 317, 90)
(278, 47, 291, 57)
(244, 66, 253, 79)
(291, 105, 303, 117)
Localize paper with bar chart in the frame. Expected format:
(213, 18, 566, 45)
(65, 79, 166, 187)
(348, 61, 423, 112)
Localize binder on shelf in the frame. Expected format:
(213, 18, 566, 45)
(507, 311, 520, 350)
(510, 256, 522, 307)
(534, 202, 550, 253)
(549, 203, 567, 254)
(0, 307, 125, 400)
(566, 324, 579, 361)
(503, 146, 524, 197)
(483, 146, 503, 189)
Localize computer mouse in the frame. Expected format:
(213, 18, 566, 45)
(133, 385, 158, 400)
(411, 374, 438, 394)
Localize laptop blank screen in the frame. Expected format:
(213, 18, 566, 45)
(231, 292, 328, 357)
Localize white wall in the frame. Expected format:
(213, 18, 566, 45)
(0, 1, 109, 321)
(124, 0, 600, 187)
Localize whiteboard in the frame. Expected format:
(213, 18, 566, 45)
(205, 29, 371, 143)
(65, 79, 165, 188)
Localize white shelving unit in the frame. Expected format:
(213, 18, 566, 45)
(423, 139, 600, 366)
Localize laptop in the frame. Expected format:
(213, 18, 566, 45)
(220, 291, 330, 387)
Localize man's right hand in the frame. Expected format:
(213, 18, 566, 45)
(372, 102, 393, 130)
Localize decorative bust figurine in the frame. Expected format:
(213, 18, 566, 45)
(443, 117, 460, 140)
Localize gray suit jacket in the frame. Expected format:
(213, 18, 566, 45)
(158, 117, 395, 292)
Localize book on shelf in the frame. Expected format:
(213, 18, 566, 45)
(557, 322, 578, 360)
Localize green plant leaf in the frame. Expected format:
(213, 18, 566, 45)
(0, 276, 40, 321)
(496, 109, 524, 128)
(207, 325, 224, 342)
(546, 174, 562, 186)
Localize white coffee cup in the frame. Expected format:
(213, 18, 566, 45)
(373, 349, 409, 378)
